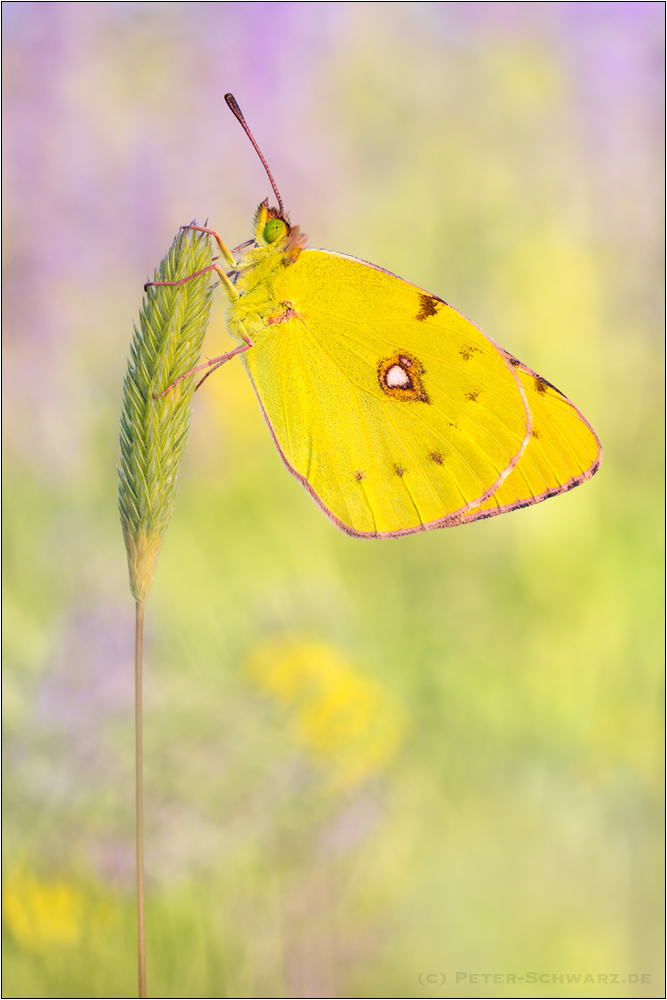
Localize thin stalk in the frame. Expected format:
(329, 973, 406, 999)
(135, 599, 146, 998)
(119, 226, 213, 995)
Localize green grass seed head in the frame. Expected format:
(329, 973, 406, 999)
(118, 227, 213, 601)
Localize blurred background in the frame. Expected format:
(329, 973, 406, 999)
(2, 3, 663, 997)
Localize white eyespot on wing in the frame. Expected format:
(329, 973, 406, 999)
(385, 364, 411, 388)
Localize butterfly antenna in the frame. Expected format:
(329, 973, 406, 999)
(225, 93, 284, 215)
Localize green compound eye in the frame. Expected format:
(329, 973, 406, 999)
(263, 218, 287, 243)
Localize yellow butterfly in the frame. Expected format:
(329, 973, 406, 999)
(154, 94, 601, 538)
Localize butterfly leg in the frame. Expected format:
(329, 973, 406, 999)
(193, 340, 251, 390)
(145, 222, 242, 298)
(147, 225, 252, 396)
(145, 261, 241, 302)
(154, 329, 254, 397)
(180, 224, 237, 270)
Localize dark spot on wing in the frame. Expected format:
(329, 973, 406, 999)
(354, 470, 365, 482)
(393, 464, 406, 477)
(533, 373, 563, 395)
(428, 451, 444, 465)
(415, 293, 442, 322)
(504, 349, 567, 396)
(465, 390, 480, 403)
(531, 429, 540, 439)
(502, 350, 523, 368)
(460, 345, 482, 361)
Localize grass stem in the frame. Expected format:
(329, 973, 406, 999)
(135, 599, 146, 998)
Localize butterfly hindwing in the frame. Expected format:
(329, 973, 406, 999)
(458, 354, 602, 523)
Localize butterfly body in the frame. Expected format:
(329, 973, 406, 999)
(218, 200, 600, 537)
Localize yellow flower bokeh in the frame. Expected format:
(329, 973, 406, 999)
(3, 867, 83, 951)
(246, 637, 408, 789)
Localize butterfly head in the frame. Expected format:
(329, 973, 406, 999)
(253, 199, 308, 263)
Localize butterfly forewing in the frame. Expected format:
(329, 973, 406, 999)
(243, 250, 532, 536)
